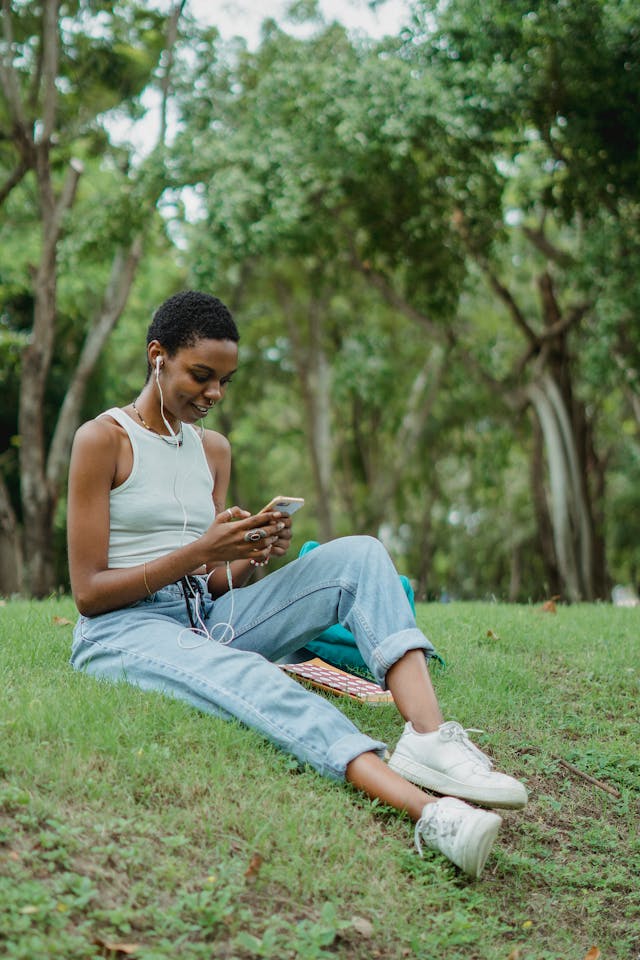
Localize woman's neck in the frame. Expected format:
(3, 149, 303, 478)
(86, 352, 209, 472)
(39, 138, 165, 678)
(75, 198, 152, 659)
(131, 389, 181, 438)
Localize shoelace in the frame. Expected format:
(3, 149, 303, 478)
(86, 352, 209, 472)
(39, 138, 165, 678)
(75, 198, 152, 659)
(439, 721, 493, 771)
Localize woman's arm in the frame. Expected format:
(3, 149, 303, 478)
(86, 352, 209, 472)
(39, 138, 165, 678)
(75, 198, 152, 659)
(67, 419, 281, 616)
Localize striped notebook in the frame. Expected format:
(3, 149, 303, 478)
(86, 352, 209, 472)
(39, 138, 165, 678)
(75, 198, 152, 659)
(282, 658, 394, 704)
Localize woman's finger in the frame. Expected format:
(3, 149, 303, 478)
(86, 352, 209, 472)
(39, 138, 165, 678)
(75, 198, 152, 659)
(218, 506, 250, 522)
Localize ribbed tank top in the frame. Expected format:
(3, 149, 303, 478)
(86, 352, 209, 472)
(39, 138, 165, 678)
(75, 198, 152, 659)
(99, 408, 215, 568)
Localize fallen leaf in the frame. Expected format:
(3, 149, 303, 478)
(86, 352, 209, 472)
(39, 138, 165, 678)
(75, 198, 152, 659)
(507, 949, 522, 960)
(9, 850, 20, 861)
(244, 852, 263, 881)
(351, 916, 374, 938)
(93, 937, 142, 956)
(52, 616, 74, 626)
(583, 949, 601, 960)
(521, 920, 533, 929)
(19, 905, 38, 914)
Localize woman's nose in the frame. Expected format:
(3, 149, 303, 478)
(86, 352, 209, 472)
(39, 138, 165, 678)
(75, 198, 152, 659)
(204, 381, 222, 403)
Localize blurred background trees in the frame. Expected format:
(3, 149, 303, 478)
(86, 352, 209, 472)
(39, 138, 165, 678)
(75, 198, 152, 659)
(1, 0, 638, 601)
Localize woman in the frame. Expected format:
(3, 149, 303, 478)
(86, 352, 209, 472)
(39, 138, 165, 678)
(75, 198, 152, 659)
(67, 290, 527, 879)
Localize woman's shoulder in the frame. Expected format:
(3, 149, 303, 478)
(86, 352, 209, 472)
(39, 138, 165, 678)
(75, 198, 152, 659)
(72, 410, 128, 457)
(201, 428, 231, 459)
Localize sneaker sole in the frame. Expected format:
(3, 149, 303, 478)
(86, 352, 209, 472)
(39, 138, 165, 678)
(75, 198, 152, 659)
(388, 754, 528, 809)
(458, 810, 502, 878)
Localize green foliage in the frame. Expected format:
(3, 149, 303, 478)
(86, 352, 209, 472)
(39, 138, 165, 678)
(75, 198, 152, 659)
(0, 0, 187, 563)
(412, 0, 640, 214)
(172, 20, 500, 320)
(5, 1, 166, 134)
(411, 0, 640, 392)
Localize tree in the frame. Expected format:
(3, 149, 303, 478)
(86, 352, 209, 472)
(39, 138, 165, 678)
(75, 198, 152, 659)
(313, 0, 640, 600)
(165, 5, 639, 600)
(170, 20, 484, 544)
(0, 0, 186, 595)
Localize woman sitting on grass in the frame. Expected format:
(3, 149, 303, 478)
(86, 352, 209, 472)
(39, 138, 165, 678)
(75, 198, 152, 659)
(67, 290, 527, 879)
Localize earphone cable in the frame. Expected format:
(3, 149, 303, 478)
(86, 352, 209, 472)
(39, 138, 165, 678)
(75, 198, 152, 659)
(177, 562, 235, 649)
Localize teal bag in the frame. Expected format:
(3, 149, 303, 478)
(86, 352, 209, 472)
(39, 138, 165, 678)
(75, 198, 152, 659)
(297, 540, 442, 678)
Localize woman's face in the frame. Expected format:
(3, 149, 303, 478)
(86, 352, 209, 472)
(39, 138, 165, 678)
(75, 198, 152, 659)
(153, 337, 239, 423)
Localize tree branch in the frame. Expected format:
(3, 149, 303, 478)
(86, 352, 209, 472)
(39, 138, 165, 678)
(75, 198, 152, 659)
(538, 270, 563, 329)
(39, 157, 83, 277)
(522, 224, 574, 267)
(40, 0, 60, 143)
(555, 757, 621, 799)
(159, 1, 187, 146)
(46, 236, 144, 494)
(482, 259, 538, 345)
(453, 210, 538, 346)
(0, 0, 31, 138)
(346, 232, 520, 406)
(0, 159, 28, 207)
(348, 245, 445, 342)
(375, 346, 449, 510)
(538, 300, 590, 342)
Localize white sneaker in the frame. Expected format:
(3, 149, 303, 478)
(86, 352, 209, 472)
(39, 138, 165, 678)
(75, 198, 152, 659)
(415, 797, 502, 878)
(388, 720, 528, 809)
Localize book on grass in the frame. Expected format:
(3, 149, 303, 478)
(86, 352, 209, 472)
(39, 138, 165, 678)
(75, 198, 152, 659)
(281, 657, 394, 704)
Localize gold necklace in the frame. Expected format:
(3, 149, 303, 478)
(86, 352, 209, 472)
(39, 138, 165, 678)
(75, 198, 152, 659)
(132, 399, 183, 445)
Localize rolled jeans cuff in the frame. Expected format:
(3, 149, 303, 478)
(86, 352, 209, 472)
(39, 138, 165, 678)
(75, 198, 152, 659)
(368, 628, 436, 689)
(324, 732, 387, 781)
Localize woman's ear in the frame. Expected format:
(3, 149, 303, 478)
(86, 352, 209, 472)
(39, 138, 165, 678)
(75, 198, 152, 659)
(147, 340, 165, 374)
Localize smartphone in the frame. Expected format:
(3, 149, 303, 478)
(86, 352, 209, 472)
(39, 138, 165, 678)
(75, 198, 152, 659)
(260, 496, 305, 516)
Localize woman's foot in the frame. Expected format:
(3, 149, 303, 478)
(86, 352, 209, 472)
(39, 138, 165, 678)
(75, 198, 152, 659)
(389, 721, 528, 809)
(415, 797, 502, 878)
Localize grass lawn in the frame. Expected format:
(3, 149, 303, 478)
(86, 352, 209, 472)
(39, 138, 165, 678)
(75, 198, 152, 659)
(1, 597, 638, 959)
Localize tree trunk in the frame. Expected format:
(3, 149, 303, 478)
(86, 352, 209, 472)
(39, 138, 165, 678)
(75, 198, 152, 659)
(0, 475, 23, 594)
(18, 175, 60, 594)
(280, 286, 334, 542)
(46, 237, 144, 494)
(527, 374, 596, 601)
(530, 417, 562, 597)
(508, 544, 522, 602)
(413, 505, 433, 602)
(17, 150, 83, 594)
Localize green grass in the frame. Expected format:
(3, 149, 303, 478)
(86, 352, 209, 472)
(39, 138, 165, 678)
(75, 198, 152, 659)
(1, 598, 638, 959)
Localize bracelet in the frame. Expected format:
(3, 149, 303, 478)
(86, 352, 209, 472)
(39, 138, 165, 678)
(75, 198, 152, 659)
(143, 562, 152, 596)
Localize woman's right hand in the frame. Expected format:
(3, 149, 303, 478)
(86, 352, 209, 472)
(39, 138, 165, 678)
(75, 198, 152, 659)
(201, 506, 286, 565)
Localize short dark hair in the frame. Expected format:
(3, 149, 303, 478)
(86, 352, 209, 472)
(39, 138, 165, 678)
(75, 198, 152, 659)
(146, 291, 239, 362)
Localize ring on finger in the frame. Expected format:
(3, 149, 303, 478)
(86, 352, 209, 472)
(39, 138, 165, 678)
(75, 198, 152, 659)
(244, 529, 262, 543)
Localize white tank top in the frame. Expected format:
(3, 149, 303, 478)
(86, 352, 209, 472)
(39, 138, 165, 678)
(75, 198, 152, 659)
(100, 407, 215, 568)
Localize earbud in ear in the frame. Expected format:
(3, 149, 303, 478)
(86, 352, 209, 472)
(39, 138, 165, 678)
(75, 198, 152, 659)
(156, 356, 162, 372)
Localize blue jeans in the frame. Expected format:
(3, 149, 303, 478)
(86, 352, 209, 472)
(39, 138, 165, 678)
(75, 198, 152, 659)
(70, 536, 435, 780)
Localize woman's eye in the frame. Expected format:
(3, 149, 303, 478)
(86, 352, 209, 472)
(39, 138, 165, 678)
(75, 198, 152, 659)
(221, 378, 233, 387)
(192, 373, 209, 383)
